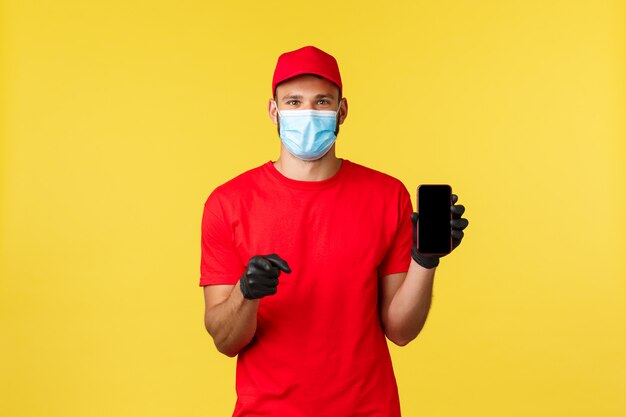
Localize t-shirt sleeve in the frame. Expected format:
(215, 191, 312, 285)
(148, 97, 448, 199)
(199, 191, 246, 286)
(377, 183, 413, 277)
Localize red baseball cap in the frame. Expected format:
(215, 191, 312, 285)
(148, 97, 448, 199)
(272, 46, 343, 97)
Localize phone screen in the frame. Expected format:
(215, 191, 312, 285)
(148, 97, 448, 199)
(417, 185, 452, 255)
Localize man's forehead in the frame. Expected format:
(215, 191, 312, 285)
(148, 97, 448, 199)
(275, 75, 340, 99)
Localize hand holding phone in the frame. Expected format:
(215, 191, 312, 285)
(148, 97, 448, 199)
(411, 185, 469, 269)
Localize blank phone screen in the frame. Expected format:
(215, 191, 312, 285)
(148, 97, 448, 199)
(418, 185, 452, 255)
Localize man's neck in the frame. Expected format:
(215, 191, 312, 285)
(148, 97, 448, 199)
(273, 148, 342, 182)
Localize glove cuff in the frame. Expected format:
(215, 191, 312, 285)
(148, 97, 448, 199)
(239, 274, 255, 300)
(411, 248, 440, 269)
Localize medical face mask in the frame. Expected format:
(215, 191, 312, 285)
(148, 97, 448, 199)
(275, 101, 342, 161)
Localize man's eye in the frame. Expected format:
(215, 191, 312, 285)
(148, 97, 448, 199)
(317, 100, 330, 105)
(286, 100, 300, 105)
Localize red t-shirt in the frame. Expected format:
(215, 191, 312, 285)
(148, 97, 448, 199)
(200, 159, 413, 417)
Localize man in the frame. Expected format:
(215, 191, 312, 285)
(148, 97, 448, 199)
(199, 46, 468, 416)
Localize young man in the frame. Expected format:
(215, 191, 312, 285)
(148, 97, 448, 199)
(200, 46, 468, 416)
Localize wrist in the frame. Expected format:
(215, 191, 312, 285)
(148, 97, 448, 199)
(239, 274, 256, 300)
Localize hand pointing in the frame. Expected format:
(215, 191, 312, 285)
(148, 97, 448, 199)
(239, 254, 292, 299)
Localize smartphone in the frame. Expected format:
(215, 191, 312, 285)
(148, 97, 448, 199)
(417, 184, 452, 255)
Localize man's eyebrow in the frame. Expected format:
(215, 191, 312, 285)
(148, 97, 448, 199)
(280, 94, 337, 101)
(280, 94, 303, 101)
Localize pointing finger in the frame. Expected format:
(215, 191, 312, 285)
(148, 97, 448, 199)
(264, 254, 292, 274)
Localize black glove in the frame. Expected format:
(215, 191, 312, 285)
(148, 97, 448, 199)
(411, 193, 469, 269)
(239, 254, 292, 300)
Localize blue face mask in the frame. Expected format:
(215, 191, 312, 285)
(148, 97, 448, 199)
(275, 101, 342, 161)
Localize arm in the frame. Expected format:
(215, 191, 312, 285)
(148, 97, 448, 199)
(379, 260, 436, 346)
(203, 284, 259, 357)
(379, 193, 468, 346)
(202, 254, 291, 357)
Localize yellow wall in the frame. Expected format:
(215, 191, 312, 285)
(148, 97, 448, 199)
(1, 1, 624, 416)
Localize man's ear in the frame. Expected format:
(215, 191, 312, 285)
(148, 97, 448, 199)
(338, 97, 348, 125)
(268, 99, 278, 125)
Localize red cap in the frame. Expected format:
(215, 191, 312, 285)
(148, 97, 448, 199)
(272, 46, 342, 97)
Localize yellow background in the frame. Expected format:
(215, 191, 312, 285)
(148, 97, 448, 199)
(1, 0, 625, 416)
